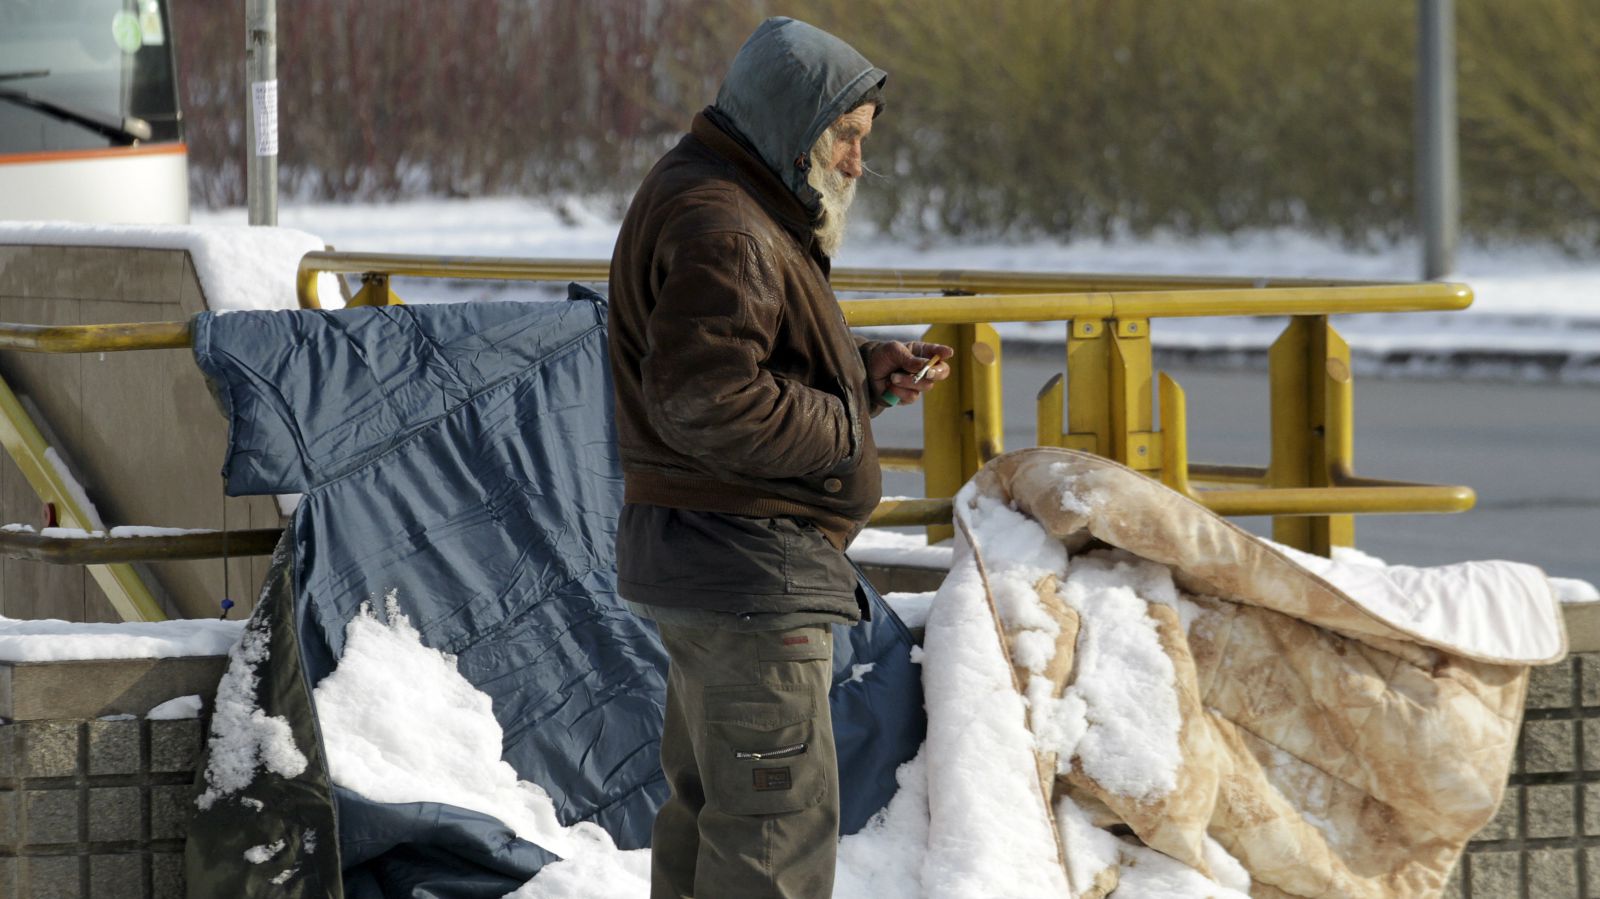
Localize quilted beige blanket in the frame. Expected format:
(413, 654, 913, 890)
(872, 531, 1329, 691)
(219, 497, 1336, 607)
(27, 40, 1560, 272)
(927, 448, 1566, 898)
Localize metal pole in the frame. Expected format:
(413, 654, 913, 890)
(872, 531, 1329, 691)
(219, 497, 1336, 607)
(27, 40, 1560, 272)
(245, 0, 278, 226)
(1417, 0, 1458, 279)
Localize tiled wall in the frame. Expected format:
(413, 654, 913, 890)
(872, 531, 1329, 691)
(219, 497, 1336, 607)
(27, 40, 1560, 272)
(0, 718, 202, 898)
(1450, 653, 1599, 898)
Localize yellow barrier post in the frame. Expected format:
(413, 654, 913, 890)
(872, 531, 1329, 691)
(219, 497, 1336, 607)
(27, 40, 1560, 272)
(1036, 374, 1064, 449)
(348, 273, 404, 307)
(1158, 372, 1192, 495)
(1061, 316, 1158, 469)
(1064, 319, 1109, 454)
(1268, 316, 1355, 554)
(918, 322, 1002, 542)
(1111, 318, 1159, 471)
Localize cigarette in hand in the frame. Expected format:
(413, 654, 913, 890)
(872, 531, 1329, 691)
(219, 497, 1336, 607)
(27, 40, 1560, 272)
(881, 354, 943, 407)
(911, 354, 942, 384)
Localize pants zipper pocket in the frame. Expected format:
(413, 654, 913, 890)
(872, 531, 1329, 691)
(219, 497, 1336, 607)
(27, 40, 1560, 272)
(733, 742, 807, 761)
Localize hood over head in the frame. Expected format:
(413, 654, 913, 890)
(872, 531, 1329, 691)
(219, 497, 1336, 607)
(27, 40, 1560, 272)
(711, 17, 887, 215)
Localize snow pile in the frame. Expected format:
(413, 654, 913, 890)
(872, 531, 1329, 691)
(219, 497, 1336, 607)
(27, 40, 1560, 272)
(1040, 551, 1185, 800)
(196, 617, 307, 810)
(148, 694, 203, 720)
(849, 528, 954, 570)
(913, 480, 1249, 897)
(1054, 796, 1251, 899)
(940, 483, 1196, 796)
(882, 591, 936, 629)
(311, 592, 625, 864)
(0, 221, 340, 312)
(1554, 578, 1600, 604)
(917, 508, 1071, 897)
(0, 615, 243, 662)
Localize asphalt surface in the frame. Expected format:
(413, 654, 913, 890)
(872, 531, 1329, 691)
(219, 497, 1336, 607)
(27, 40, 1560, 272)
(870, 348, 1600, 585)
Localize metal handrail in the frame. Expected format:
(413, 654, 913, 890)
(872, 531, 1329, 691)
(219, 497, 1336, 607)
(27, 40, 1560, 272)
(0, 251, 1482, 562)
(0, 281, 1471, 355)
(1156, 371, 1475, 519)
(0, 528, 283, 563)
(839, 284, 1470, 326)
(0, 321, 192, 353)
(295, 251, 1382, 307)
(295, 250, 1434, 311)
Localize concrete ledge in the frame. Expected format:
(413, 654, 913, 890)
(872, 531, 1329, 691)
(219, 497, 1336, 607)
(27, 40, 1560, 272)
(0, 657, 225, 721)
(1563, 601, 1600, 653)
(855, 561, 945, 596)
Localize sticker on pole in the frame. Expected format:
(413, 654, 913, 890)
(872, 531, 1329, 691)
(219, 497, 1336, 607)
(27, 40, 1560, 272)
(252, 80, 279, 157)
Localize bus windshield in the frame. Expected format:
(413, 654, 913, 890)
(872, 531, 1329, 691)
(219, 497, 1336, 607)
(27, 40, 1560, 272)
(0, 0, 181, 155)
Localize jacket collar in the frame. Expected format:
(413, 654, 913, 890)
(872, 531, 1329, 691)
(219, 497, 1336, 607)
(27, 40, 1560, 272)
(691, 110, 820, 257)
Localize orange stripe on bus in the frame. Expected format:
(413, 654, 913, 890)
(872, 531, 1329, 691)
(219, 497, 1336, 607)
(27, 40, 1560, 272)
(0, 143, 188, 166)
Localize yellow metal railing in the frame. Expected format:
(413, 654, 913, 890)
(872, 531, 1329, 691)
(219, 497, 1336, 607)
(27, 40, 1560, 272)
(0, 319, 268, 621)
(295, 252, 1381, 308)
(0, 253, 1474, 578)
(291, 251, 1476, 554)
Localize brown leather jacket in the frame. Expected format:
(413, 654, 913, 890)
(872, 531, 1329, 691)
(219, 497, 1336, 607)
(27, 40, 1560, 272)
(607, 112, 882, 549)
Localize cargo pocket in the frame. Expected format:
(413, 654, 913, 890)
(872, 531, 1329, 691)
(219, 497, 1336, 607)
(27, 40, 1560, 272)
(702, 683, 827, 816)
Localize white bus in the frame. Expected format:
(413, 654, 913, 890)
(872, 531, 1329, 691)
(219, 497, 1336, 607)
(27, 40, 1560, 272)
(0, 0, 187, 223)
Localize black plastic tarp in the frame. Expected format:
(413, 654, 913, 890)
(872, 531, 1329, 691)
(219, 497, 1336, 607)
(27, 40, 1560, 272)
(184, 292, 924, 898)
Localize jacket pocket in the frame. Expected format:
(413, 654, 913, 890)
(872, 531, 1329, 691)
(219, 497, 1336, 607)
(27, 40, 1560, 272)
(702, 683, 827, 816)
(822, 375, 864, 479)
(776, 519, 857, 595)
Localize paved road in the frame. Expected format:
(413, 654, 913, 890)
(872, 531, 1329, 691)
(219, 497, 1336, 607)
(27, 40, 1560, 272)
(870, 349, 1600, 585)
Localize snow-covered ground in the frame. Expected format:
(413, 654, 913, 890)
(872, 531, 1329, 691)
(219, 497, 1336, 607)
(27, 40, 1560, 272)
(194, 198, 1600, 383)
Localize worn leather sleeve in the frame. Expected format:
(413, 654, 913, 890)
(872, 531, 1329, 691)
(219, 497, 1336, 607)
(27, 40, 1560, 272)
(641, 230, 850, 479)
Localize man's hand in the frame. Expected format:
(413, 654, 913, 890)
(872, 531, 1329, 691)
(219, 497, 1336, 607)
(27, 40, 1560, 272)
(868, 340, 954, 408)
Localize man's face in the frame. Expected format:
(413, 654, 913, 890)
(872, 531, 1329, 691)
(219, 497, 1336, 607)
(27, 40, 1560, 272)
(807, 102, 875, 256)
(826, 104, 875, 180)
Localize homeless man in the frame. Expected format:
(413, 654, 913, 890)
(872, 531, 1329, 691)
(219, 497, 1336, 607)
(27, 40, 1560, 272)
(607, 17, 952, 899)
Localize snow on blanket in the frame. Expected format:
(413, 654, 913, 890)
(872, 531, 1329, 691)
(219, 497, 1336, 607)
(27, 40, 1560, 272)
(944, 447, 1562, 898)
(290, 447, 1562, 897)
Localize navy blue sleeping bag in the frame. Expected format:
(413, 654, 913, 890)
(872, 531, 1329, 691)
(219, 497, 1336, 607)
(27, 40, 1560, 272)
(183, 290, 924, 898)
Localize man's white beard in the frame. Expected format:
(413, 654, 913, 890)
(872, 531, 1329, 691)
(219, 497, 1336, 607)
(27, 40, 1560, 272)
(807, 132, 856, 257)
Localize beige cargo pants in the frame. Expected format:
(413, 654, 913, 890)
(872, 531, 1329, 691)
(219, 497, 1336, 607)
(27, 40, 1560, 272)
(650, 621, 838, 899)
